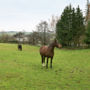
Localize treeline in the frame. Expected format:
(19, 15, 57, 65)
(56, 5, 86, 47)
(0, 15, 58, 45)
(0, 21, 55, 46)
(0, 5, 90, 48)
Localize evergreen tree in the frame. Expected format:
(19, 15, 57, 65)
(75, 6, 85, 46)
(72, 8, 77, 45)
(84, 21, 90, 47)
(56, 5, 85, 47)
(56, 5, 73, 46)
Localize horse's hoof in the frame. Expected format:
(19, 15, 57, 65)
(42, 63, 46, 67)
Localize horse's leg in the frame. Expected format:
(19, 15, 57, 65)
(46, 57, 48, 68)
(43, 56, 46, 67)
(41, 56, 43, 66)
(42, 56, 45, 67)
(50, 57, 53, 68)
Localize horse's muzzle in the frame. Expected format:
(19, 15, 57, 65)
(58, 44, 62, 48)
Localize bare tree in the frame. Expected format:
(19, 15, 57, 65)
(27, 31, 40, 45)
(37, 21, 49, 45)
(49, 15, 60, 34)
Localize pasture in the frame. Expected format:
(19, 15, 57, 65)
(0, 43, 90, 90)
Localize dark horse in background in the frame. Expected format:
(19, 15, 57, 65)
(40, 39, 62, 68)
(18, 44, 22, 51)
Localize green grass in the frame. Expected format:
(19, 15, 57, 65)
(0, 43, 90, 90)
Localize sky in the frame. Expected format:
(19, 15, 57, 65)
(0, 0, 87, 32)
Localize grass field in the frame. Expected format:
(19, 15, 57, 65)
(0, 43, 90, 90)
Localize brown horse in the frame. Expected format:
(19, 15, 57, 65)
(40, 39, 62, 68)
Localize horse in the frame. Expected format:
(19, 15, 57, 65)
(40, 39, 62, 68)
(18, 44, 22, 51)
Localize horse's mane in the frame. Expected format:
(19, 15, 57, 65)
(48, 42, 55, 48)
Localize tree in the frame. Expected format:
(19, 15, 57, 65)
(56, 5, 73, 46)
(84, 21, 90, 47)
(56, 5, 85, 47)
(49, 15, 59, 34)
(74, 6, 85, 47)
(28, 31, 40, 45)
(37, 21, 49, 45)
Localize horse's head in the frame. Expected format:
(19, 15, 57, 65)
(53, 39, 62, 48)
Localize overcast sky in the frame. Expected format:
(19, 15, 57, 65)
(0, 0, 87, 32)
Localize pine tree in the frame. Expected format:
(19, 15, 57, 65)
(56, 5, 73, 46)
(72, 8, 77, 46)
(75, 6, 85, 47)
(56, 5, 85, 47)
(84, 21, 90, 47)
